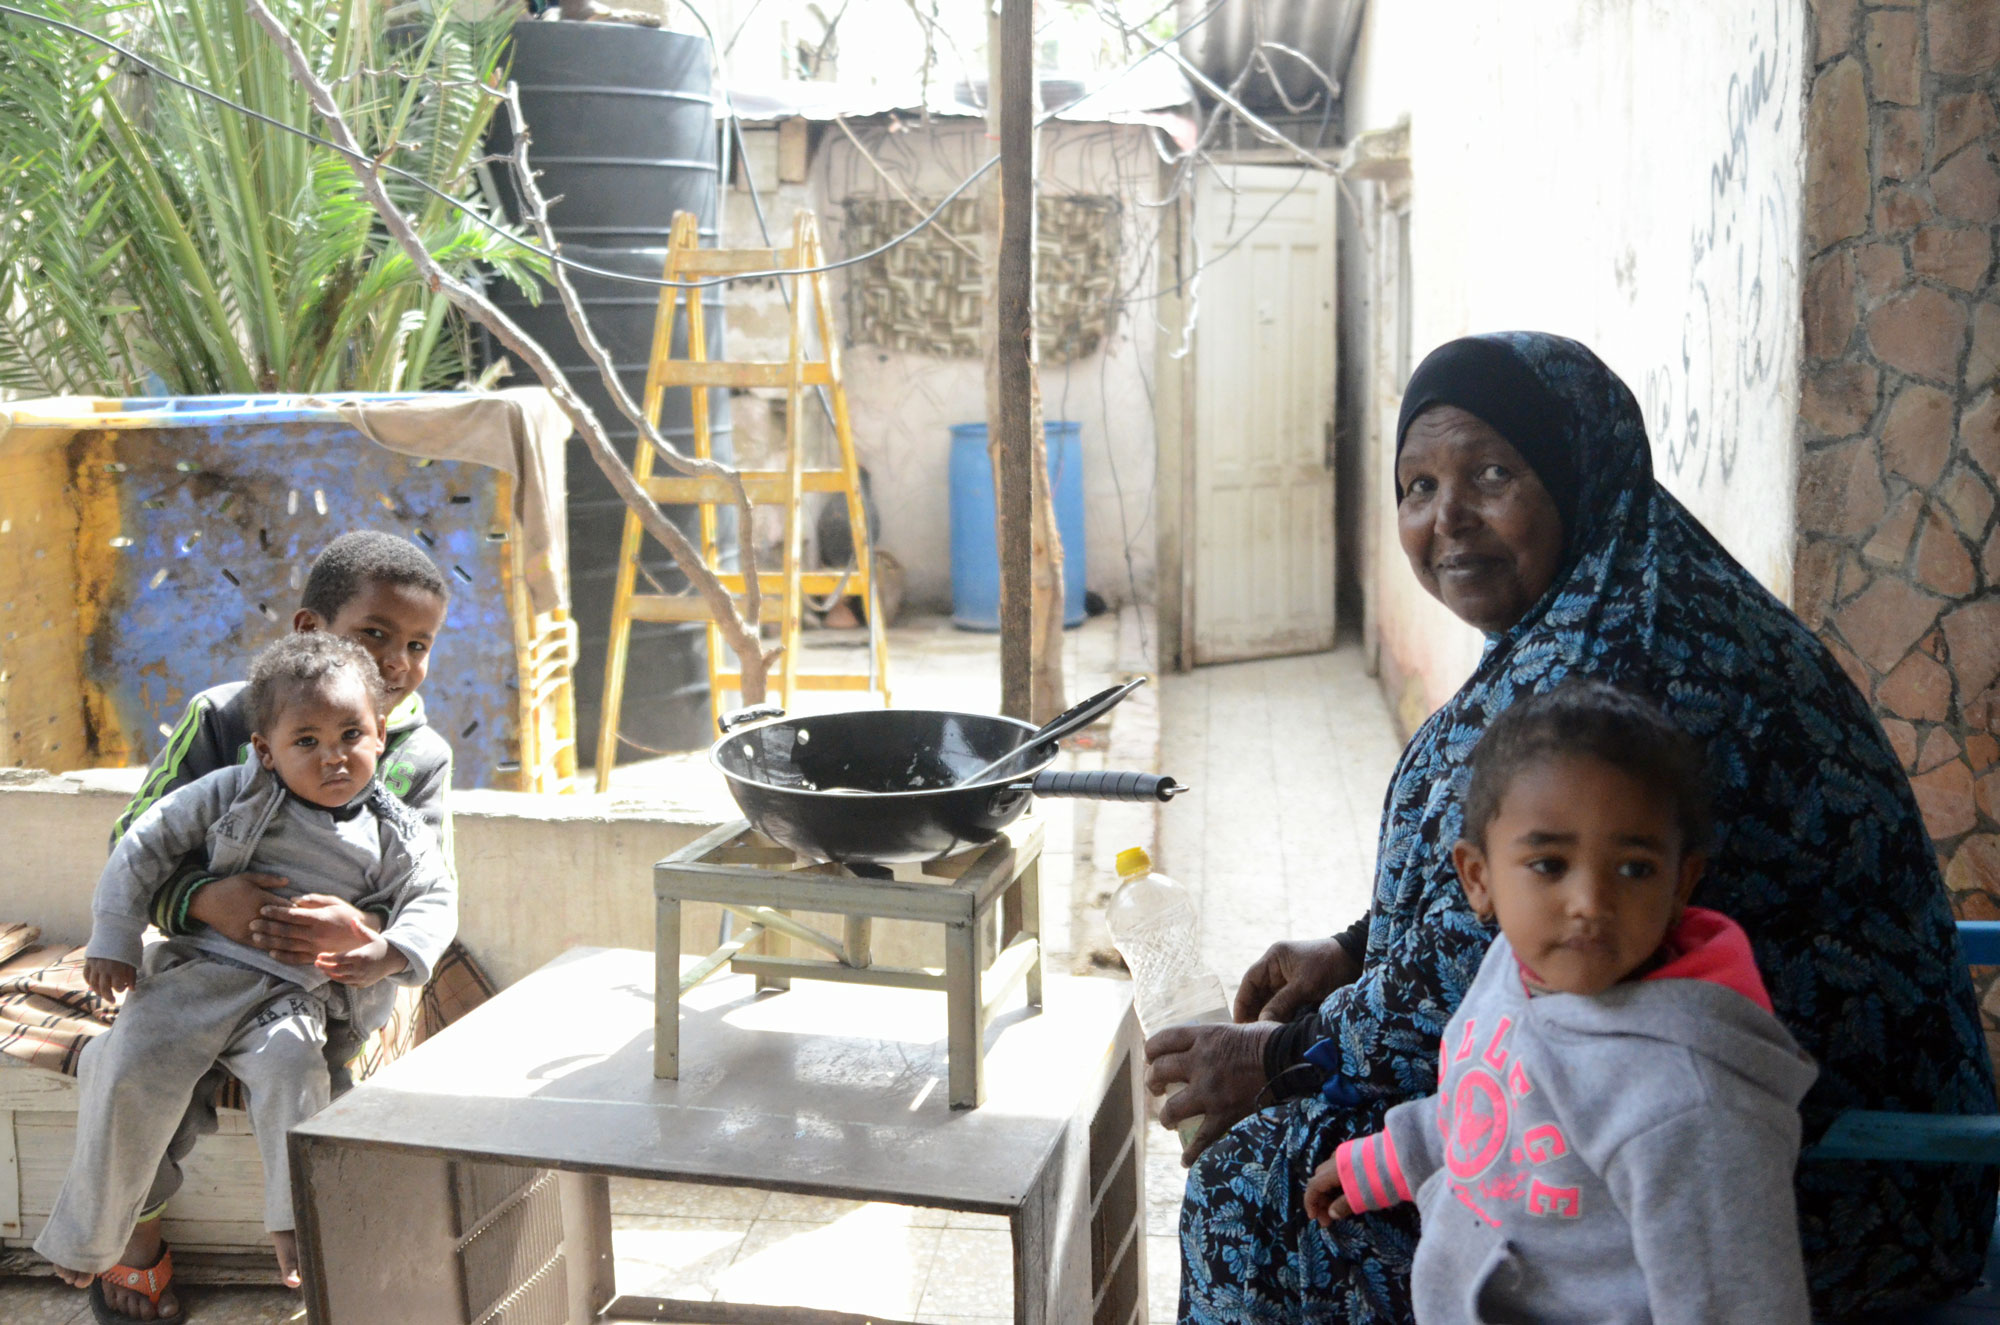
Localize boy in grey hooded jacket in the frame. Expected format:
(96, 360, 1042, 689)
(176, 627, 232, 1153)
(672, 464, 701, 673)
(1306, 682, 1817, 1324)
(36, 634, 455, 1303)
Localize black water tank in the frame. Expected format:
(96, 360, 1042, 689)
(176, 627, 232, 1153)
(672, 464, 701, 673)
(490, 22, 720, 249)
(487, 22, 731, 759)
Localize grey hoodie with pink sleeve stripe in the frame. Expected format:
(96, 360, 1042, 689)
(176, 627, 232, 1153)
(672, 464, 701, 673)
(1332, 908, 1818, 1325)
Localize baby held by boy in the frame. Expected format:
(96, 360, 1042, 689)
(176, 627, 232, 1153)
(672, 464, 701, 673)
(1307, 681, 1817, 1324)
(37, 583, 455, 1318)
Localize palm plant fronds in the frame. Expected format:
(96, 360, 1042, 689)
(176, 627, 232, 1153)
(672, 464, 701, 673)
(0, 0, 540, 396)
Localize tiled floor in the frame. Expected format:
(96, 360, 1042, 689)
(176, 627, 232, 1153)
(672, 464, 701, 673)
(0, 1275, 305, 1324)
(598, 1172, 1175, 1323)
(603, 1179, 1017, 1321)
(1158, 646, 1405, 986)
(0, 643, 1403, 1323)
(1146, 645, 1405, 1315)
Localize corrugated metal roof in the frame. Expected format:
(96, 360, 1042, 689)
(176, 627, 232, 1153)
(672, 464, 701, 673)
(1176, 0, 1366, 118)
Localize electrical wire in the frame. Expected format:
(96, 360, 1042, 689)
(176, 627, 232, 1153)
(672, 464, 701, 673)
(3, 0, 1361, 728)
(720, 0, 764, 55)
(0, 0, 1238, 291)
(1125, 160, 1314, 310)
(721, 6, 1336, 650)
(666, 0, 843, 440)
(810, 97, 1315, 624)
(5, 0, 1337, 320)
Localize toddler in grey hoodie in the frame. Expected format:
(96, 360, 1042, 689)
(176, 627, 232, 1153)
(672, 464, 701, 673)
(37, 633, 455, 1306)
(1305, 680, 1817, 1325)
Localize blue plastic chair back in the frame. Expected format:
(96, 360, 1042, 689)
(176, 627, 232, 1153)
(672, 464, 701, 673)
(1806, 921, 2000, 1322)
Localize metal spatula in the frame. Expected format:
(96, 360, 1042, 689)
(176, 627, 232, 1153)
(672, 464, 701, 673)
(950, 677, 1149, 788)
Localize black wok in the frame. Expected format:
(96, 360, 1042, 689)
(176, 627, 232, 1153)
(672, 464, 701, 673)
(710, 705, 1186, 865)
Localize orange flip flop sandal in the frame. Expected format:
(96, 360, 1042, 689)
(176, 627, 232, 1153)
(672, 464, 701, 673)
(89, 1243, 175, 1324)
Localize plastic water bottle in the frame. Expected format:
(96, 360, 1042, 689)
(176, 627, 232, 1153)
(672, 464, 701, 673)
(1105, 846, 1229, 1147)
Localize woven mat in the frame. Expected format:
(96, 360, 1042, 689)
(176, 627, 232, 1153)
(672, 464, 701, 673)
(0, 934, 495, 1107)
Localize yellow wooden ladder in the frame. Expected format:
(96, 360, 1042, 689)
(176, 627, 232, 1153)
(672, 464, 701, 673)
(594, 209, 892, 792)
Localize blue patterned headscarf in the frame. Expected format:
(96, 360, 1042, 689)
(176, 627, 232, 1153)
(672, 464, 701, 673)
(1331, 331, 1994, 1307)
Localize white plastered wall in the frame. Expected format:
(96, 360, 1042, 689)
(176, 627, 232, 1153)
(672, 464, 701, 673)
(1344, 0, 1807, 727)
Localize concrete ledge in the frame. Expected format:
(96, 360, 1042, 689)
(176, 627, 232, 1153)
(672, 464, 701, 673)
(0, 767, 734, 989)
(0, 767, 1011, 989)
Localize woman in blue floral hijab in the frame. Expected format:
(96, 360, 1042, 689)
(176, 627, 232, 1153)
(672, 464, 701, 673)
(1156, 332, 1995, 1321)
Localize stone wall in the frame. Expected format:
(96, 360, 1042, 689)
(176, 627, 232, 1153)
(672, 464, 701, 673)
(1793, 1, 2000, 1045)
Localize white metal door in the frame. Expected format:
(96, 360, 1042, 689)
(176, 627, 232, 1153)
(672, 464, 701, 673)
(1191, 166, 1338, 664)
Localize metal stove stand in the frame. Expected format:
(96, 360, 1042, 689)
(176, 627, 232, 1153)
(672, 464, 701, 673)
(654, 817, 1045, 1108)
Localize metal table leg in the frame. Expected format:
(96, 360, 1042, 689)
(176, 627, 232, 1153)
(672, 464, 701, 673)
(1019, 856, 1044, 1008)
(945, 919, 985, 1108)
(655, 895, 681, 1078)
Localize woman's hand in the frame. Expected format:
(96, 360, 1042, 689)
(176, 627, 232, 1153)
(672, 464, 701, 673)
(1303, 1157, 1356, 1227)
(1144, 1020, 1279, 1166)
(249, 896, 382, 965)
(1233, 937, 1361, 1024)
(83, 957, 136, 1006)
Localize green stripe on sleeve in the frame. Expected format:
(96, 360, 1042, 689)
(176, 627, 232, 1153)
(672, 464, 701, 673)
(174, 876, 214, 935)
(113, 697, 209, 842)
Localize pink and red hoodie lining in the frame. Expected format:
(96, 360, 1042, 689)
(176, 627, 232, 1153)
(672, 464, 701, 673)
(1632, 906, 1773, 1013)
(1330, 907, 1772, 1213)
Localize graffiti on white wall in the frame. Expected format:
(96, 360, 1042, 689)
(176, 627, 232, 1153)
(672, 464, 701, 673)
(1641, 3, 1801, 489)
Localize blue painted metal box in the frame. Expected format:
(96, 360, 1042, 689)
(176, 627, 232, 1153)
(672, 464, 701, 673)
(0, 395, 575, 792)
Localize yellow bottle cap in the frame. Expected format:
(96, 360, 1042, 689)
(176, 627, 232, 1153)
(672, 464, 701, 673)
(1116, 846, 1152, 878)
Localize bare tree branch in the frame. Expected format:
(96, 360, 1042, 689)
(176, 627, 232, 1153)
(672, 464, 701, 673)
(239, 0, 778, 703)
(494, 84, 765, 633)
(1089, 0, 1339, 175)
(1244, 0, 1314, 117)
(801, 0, 853, 79)
(1258, 40, 1341, 106)
(831, 114, 978, 260)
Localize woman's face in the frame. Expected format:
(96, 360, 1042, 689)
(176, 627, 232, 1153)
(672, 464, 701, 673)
(1396, 405, 1565, 633)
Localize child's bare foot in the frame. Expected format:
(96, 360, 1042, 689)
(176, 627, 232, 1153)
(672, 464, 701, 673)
(273, 1229, 301, 1290)
(51, 1262, 93, 1289)
(88, 1217, 179, 1318)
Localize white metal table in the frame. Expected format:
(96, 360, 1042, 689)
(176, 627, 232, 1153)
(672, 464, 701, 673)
(288, 947, 1145, 1325)
(655, 818, 1045, 1108)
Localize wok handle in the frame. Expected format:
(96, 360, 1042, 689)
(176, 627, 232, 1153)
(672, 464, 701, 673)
(718, 703, 786, 734)
(1025, 770, 1187, 802)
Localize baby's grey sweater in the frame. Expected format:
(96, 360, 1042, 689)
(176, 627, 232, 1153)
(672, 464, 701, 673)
(87, 762, 456, 1032)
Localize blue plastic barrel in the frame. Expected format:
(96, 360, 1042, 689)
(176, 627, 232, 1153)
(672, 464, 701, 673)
(949, 421, 1086, 631)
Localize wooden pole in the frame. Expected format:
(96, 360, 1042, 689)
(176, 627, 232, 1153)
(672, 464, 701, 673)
(994, 0, 1037, 719)
(1026, 349, 1066, 723)
(981, 14, 1004, 686)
